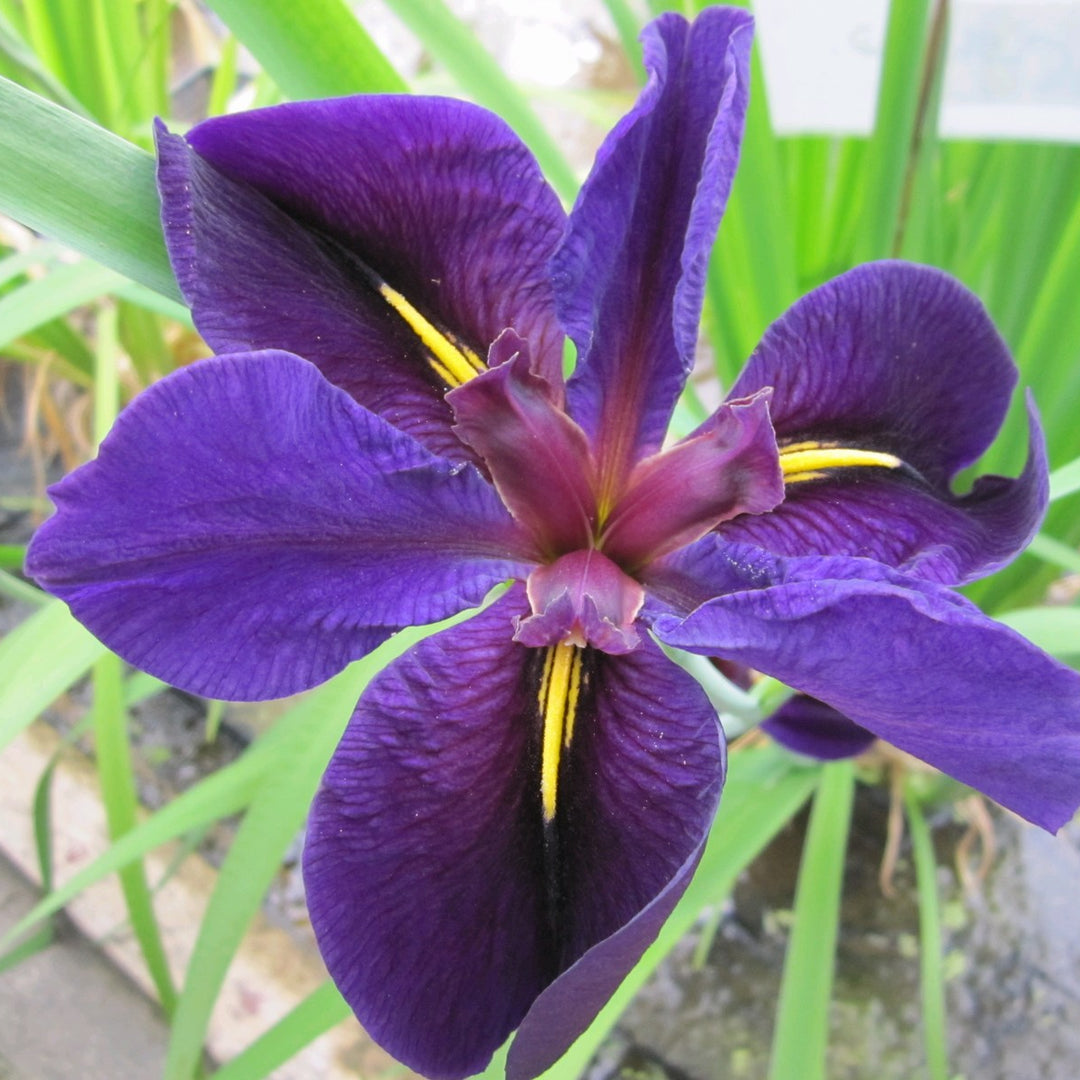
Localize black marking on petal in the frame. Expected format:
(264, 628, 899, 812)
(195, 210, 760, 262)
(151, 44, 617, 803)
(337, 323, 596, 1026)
(316, 234, 486, 388)
(526, 644, 596, 949)
(779, 439, 927, 486)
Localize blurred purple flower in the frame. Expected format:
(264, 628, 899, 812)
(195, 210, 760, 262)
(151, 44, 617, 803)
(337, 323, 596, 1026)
(25, 8, 1080, 1079)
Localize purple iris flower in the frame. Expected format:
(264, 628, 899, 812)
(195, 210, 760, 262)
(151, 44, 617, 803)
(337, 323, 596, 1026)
(23, 7, 1080, 1079)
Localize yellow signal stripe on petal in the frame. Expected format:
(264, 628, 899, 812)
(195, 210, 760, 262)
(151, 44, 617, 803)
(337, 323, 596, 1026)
(780, 442, 904, 485)
(377, 282, 485, 388)
(538, 642, 583, 824)
(564, 646, 583, 749)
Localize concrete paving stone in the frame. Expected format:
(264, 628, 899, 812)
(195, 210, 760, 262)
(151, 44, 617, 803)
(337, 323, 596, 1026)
(0, 852, 169, 1080)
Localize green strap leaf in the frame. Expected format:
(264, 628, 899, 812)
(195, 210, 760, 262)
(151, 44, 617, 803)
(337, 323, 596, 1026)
(892, 0, 949, 263)
(207, 34, 240, 119)
(0, 5, 92, 118)
(0, 76, 178, 300)
(163, 661, 375, 1080)
(1022, 533, 1080, 577)
(114, 281, 193, 326)
(0, 710, 286, 953)
(0, 599, 107, 752)
(706, 42, 799, 384)
(905, 785, 950, 1080)
(1050, 454, 1080, 504)
(600, 0, 646, 83)
(998, 604, 1080, 659)
(22, 0, 91, 111)
(768, 759, 856, 1080)
(853, 0, 933, 262)
(205, 0, 406, 99)
(0, 569, 48, 607)
(981, 145, 1080, 349)
(0, 544, 27, 570)
(209, 981, 352, 1080)
(1022, 185, 1080, 447)
(0, 259, 127, 349)
(0, 240, 64, 286)
(93, 652, 179, 1015)
(0, 738, 64, 973)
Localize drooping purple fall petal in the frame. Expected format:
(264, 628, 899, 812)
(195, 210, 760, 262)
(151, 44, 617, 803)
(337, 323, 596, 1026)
(26, 352, 531, 700)
(762, 696, 877, 760)
(305, 593, 550, 1080)
(506, 833, 708, 1080)
(723, 262, 1046, 581)
(557, 9, 753, 477)
(305, 588, 723, 1079)
(156, 96, 565, 458)
(654, 546, 1080, 832)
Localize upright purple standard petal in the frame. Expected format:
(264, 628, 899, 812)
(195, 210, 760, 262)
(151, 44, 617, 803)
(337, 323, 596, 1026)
(157, 96, 565, 457)
(305, 590, 723, 1080)
(557, 9, 752, 480)
(26, 352, 531, 700)
(723, 262, 1047, 582)
(654, 548, 1080, 832)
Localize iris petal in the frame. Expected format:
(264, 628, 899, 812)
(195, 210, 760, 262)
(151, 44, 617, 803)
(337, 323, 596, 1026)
(506, 836, 709, 1080)
(156, 96, 565, 457)
(25, 351, 529, 700)
(511, 630, 724, 1078)
(558, 8, 753, 476)
(724, 262, 1046, 581)
(305, 589, 723, 1080)
(654, 546, 1080, 832)
(305, 592, 550, 1080)
(762, 696, 877, 760)
(724, 403, 1047, 584)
